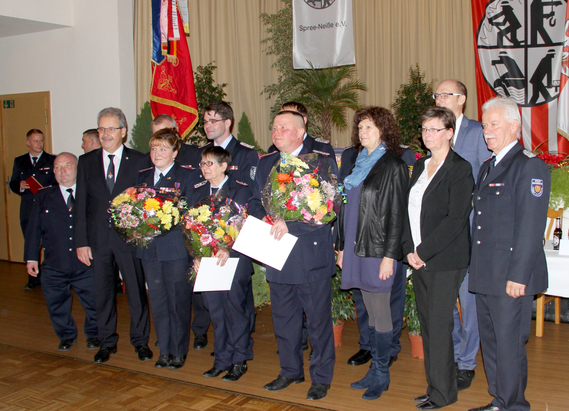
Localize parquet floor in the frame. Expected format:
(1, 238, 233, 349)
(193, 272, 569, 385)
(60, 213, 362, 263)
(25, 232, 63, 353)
(0, 260, 568, 410)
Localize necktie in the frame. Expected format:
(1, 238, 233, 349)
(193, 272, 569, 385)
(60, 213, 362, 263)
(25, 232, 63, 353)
(66, 188, 75, 210)
(106, 154, 115, 193)
(211, 187, 219, 196)
(483, 156, 496, 181)
(32, 157, 38, 167)
(156, 173, 164, 186)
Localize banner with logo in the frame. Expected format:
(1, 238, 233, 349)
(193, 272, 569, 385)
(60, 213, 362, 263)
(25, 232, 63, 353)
(471, 0, 569, 155)
(292, 0, 355, 69)
(150, 0, 199, 139)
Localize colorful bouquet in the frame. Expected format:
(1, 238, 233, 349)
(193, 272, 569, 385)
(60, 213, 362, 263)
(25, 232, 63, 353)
(537, 151, 569, 209)
(262, 152, 341, 225)
(109, 186, 186, 247)
(182, 197, 247, 260)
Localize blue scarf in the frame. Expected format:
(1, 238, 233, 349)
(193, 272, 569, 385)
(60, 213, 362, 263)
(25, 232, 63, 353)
(344, 143, 387, 190)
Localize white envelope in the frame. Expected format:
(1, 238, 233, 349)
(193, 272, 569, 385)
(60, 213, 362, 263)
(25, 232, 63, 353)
(194, 257, 239, 292)
(232, 215, 298, 271)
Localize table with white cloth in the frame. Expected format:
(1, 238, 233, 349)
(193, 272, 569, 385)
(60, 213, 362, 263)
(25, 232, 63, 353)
(536, 241, 569, 337)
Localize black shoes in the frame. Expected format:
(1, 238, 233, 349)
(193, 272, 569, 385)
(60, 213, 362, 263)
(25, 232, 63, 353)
(347, 349, 372, 366)
(306, 383, 329, 400)
(58, 339, 77, 351)
(94, 346, 117, 363)
(24, 282, 40, 290)
(168, 355, 186, 369)
(154, 354, 171, 368)
(416, 399, 443, 410)
(222, 362, 247, 382)
(468, 404, 500, 411)
(135, 344, 153, 361)
(388, 355, 398, 367)
(414, 394, 429, 403)
(203, 367, 225, 378)
(86, 338, 101, 350)
(263, 375, 305, 391)
(193, 334, 208, 349)
(457, 369, 475, 391)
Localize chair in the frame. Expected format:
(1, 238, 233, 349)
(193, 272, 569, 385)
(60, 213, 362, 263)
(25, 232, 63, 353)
(536, 208, 563, 337)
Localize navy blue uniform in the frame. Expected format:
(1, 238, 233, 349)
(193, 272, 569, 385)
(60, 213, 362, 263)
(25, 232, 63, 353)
(24, 185, 97, 342)
(469, 142, 549, 411)
(248, 149, 338, 385)
(137, 164, 196, 358)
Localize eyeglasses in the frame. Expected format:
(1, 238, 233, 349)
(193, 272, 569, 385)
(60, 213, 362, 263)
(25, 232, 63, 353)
(419, 127, 448, 135)
(432, 93, 463, 100)
(199, 160, 219, 168)
(97, 127, 123, 134)
(203, 119, 226, 125)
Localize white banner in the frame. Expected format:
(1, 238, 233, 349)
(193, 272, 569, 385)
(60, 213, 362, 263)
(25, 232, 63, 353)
(292, 0, 355, 69)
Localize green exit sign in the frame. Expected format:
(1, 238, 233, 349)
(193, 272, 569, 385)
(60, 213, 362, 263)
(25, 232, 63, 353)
(3, 100, 15, 109)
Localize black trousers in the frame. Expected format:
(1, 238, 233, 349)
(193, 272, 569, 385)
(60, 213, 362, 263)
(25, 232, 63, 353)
(414, 267, 465, 406)
(91, 235, 150, 348)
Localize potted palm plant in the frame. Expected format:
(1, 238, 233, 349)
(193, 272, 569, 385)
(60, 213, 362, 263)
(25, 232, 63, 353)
(405, 273, 424, 358)
(331, 266, 356, 346)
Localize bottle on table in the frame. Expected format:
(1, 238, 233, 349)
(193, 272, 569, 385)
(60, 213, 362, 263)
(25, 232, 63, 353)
(553, 216, 562, 250)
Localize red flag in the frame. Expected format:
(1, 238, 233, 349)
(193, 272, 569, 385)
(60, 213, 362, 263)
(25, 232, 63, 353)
(150, 0, 198, 139)
(471, 0, 569, 155)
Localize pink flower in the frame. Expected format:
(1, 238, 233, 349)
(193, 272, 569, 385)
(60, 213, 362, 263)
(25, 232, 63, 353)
(301, 209, 312, 221)
(314, 210, 324, 221)
(199, 234, 213, 246)
(327, 199, 334, 212)
(415, 152, 423, 160)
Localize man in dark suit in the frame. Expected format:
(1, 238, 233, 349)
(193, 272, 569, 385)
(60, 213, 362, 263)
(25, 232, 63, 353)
(469, 97, 550, 411)
(151, 114, 200, 171)
(25, 152, 100, 352)
(10, 129, 57, 290)
(82, 129, 102, 153)
(194, 101, 259, 350)
(74, 107, 152, 364)
(435, 79, 491, 390)
(248, 111, 337, 401)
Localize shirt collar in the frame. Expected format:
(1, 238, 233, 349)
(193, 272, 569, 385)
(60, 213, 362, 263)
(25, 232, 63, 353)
(215, 135, 233, 150)
(154, 163, 175, 183)
(290, 144, 304, 156)
(103, 144, 124, 160)
(59, 183, 77, 199)
(494, 140, 518, 165)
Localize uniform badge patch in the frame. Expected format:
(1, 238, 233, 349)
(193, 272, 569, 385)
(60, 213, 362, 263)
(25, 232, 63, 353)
(531, 179, 544, 197)
(250, 166, 257, 181)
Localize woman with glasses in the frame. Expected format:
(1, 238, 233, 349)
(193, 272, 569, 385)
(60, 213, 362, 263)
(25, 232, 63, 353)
(336, 107, 408, 400)
(402, 107, 474, 410)
(136, 128, 197, 370)
(193, 146, 254, 383)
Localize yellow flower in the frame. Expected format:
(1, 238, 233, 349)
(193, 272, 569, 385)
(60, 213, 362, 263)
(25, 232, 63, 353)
(318, 204, 328, 214)
(214, 228, 225, 240)
(172, 208, 180, 218)
(144, 198, 161, 212)
(164, 222, 172, 230)
(309, 178, 319, 187)
(278, 184, 287, 193)
(219, 220, 227, 228)
(188, 208, 199, 217)
(197, 213, 209, 223)
(227, 225, 239, 239)
(162, 201, 172, 213)
(159, 212, 172, 225)
(198, 205, 211, 220)
(307, 191, 322, 211)
(111, 193, 130, 207)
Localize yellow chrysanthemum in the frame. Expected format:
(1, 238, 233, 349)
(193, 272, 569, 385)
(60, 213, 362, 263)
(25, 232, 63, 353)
(309, 178, 319, 187)
(159, 212, 172, 225)
(144, 198, 161, 212)
(173, 215, 179, 225)
(318, 204, 328, 214)
(111, 193, 130, 207)
(172, 208, 180, 218)
(197, 213, 209, 223)
(198, 205, 211, 220)
(162, 201, 172, 213)
(227, 225, 239, 239)
(188, 208, 199, 217)
(307, 191, 322, 211)
(219, 220, 227, 228)
(214, 228, 225, 240)
(164, 222, 172, 230)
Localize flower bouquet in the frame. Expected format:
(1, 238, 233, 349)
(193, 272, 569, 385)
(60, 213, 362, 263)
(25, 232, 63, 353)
(181, 196, 247, 280)
(536, 152, 569, 209)
(262, 152, 341, 225)
(109, 186, 186, 247)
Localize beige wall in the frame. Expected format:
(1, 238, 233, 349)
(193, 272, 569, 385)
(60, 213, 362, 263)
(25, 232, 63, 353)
(138, 0, 478, 150)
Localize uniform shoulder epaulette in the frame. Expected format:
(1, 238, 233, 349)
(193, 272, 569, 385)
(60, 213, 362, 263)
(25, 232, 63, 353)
(194, 180, 207, 188)
(312, 149, 330, 156)
(180, 164, 195, 170)
(239, 141, 255, 150)
(483, 156, 494, 163)
(314, 137, 329, 144)
(400, 144, 410, 149)
(199, 142, 212, 149)
(523, 149, 536, 158)
(236, 180, 249, 186)
(138, 167, 152, 173)
(260, 151, 279, 158)
(344, 145, 356, 149)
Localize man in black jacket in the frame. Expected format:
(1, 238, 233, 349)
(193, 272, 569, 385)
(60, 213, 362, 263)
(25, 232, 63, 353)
(25, 153, 99, 352)
(10, 128, 57, 290)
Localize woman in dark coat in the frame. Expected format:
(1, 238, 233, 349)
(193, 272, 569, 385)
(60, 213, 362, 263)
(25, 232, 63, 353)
(402, 107, 474, 410)
(136, 128, 196, 370)
(336, 107, 408, 400)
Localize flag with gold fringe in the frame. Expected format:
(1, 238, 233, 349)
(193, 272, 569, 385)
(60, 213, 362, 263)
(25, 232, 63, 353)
(150, 0, 198, 139)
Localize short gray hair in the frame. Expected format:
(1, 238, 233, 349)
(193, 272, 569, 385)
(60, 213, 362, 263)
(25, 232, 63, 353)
(97, 107, 128, 134)
(56, 152, 78, 165)
(482, 96, 521, 139)
(152, 114, 177, 129)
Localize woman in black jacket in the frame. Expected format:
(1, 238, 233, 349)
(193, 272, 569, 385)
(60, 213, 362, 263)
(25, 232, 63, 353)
(336, 107, 408, 400)
(402, 107, 474, 410)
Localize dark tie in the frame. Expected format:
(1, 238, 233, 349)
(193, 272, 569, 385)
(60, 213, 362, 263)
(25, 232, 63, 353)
(483, 156, 496, 181)
(211, 187, 219, 196)
(66, 188, 75, 210)
(32, 157, 38, 167)
(156, 173, 164, 186)
(106, 154, 115, 193)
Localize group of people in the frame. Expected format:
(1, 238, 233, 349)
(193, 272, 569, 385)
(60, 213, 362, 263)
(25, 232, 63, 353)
(12, 78, 550, 410)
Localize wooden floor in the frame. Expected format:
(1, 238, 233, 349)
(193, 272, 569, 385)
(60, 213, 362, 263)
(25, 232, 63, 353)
(0, 261, 567, 411)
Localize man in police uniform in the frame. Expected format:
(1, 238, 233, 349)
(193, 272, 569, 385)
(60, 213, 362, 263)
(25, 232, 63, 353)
(435, 79, 490, 390)
(468, 97, 549, 411)
(194, 101, 259, 350)
(25, 153, 100, 352)
(248, 111, 337, 401)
